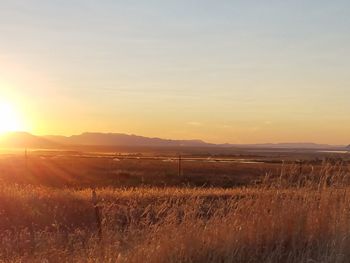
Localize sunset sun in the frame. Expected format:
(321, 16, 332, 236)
(0, 101, 24, 134)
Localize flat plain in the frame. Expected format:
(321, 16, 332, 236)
(0, 148, 350, 262)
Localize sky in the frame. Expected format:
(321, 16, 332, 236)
(0, 0, 349, 144)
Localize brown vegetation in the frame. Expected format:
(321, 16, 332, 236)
(0, 154, 280, 187)
(1, 158, 350, 262)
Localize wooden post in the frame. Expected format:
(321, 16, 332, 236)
(29, 222, 35, 254)
(178, 154, 182, 177)
(92, 189, 102, 241)
(25, 148, 28, 173)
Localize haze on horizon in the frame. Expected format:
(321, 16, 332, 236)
(0, 0, 349, 145)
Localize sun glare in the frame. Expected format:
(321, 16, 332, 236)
(0, 101, 24, 134)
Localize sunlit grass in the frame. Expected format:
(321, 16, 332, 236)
(0, 163, 350, 262)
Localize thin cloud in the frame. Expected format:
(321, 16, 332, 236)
(187, 122, 202, 127)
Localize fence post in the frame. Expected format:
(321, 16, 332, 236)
(29, 222, 35, 254)
(178, 154, 182, 177)
(25, 148, 28, 173)
(92, 189, 102, 241)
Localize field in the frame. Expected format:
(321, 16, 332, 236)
(1, 148, 350, 262)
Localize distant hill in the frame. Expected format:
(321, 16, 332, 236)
(44, 132, 210, 147)
(227, 142, 345, 149)
(41, 133, 348, 149)
(0, 132, 59, 148)
(0, 131, 347, 150)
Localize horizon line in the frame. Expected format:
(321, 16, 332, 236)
(1, 130, 348, 147)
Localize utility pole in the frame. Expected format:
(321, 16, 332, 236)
(178, 154, 182, 177)
(25, 147, 28, 173)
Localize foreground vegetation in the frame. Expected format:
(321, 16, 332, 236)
(0, 161, 350, 262)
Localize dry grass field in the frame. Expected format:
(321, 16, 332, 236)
(0, 149, 347, 188)
(0, 152, 350, 262)
(0, 154, 276, 187)
(2, 0, 350, 261)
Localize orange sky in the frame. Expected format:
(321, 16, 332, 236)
(0, 1, 349, 145)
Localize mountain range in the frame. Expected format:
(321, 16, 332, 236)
(0, 131, 348, 150)
(44, 132, 208, 147)
(0, 132, 59, 148)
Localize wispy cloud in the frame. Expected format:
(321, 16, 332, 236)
(187, 121, 202, 127)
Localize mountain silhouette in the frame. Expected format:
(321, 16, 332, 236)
(0, 132, 59, 148)
(226, 142, 345, 149)
(0, 131, 347, 150)
(45, 132, 209, 147)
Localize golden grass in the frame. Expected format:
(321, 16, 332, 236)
(0, 163, 350, 262)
